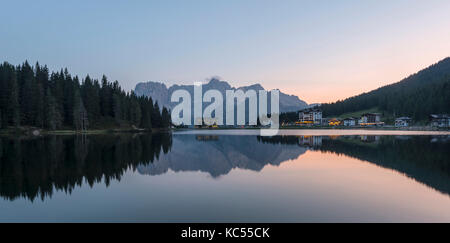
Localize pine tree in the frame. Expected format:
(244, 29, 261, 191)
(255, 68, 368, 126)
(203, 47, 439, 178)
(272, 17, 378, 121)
(62, 69, 76, 126)
(44, 90, 62, 130)
(112, 93, 122, 123)
(33, 63, 45, 127)
(139, 97, 151, 129)
(81, 75, 101, 125)
(129, 92, 141, 127)
(0, 63, 6, 127)
(7, 66, 20, 126)
(161, 107, 171, 128)
(73, 89, 88, 131)
(49, 71, 65, 122)
(152, 101, 162, 128)
(18, 61, 35, 125)
(100, 75, 112, 117)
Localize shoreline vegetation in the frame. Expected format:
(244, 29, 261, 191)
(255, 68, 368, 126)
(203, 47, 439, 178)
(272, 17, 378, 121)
(1, 125, 447, 137)
(0, 126, 170, 136)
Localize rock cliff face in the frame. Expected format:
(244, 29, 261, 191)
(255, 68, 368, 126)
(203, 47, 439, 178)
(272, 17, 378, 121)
(134, 78, 308, 113)
(134, 82, 170, 108)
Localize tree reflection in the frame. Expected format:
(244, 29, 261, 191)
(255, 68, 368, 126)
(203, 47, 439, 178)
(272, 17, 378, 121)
(1, 133, 448, 201)
(0, 133, 172, 201)
(258, 135, 450, 195)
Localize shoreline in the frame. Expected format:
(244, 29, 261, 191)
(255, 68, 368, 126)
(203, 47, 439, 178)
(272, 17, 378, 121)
(279, 125, 448, 131)
(1, 126, 448, 137)
(0, 127, 170, 137)
(174, 128, 450, 136)
(174, 125, 449, 131)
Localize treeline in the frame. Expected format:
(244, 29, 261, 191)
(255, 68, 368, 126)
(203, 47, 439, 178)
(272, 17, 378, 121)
(280, 111, 300, 124)
(0, 61, 171, 130)
(321, 57, 450, 121)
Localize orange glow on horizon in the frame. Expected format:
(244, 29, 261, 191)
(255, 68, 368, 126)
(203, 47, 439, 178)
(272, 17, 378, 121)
(261, 54, 450, 104)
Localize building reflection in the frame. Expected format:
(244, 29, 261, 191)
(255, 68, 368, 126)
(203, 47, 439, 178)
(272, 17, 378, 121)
(196, 135, 219, 141)
(298, 136, 322, 147)
(360, 135, 380, 143)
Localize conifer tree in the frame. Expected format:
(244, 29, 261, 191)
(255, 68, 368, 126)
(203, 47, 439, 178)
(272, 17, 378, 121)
(18, 61, 35, 125)
(73, 89, 88, 131)
(129, 92, 141, 127)
(44, 90, 62, 130)
(161, 107, 171, 128)
(139, 97, 152, 129)
(152, 101, 162, 128)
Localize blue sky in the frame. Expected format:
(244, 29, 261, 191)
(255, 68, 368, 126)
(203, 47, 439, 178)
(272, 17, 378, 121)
(1, 0, 450, 103)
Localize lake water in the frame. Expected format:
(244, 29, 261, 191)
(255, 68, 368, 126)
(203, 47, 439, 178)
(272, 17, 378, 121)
(0, 130, 449, 222)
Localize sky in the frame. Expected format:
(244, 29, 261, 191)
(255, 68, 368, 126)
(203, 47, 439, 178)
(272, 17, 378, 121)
(1, 0, 450, 104)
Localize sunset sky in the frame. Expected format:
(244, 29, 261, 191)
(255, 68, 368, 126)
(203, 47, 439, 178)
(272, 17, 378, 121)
(1, 0, 450, 103)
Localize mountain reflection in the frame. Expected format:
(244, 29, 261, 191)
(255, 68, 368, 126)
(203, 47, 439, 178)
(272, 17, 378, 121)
(137, 135, 306, 177)
(0, 133, 449, 201)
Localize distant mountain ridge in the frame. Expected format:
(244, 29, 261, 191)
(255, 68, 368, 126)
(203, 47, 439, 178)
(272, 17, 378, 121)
(321, 57, 450, 120)
(134, 78, 308, 114)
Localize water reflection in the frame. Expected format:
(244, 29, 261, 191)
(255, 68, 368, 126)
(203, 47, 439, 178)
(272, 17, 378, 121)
(0, 133, 172, 201)
(258, 135, 450, 196)
(0, 133, 449, 202)
(138, 135, 306, 178)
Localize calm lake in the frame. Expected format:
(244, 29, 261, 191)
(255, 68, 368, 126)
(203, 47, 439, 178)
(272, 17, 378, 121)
(0, 130, 449, 222)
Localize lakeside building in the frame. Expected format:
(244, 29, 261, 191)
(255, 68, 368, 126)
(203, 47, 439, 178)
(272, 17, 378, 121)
(328, 118, 341, 126)
(395, 117, 412, 127)
(343, 117, 357, 126)
(194, 117, 220, 129)
(359, 113, 384, 126)
(297, 108, 322, 125)
(430, 114, 450, 128)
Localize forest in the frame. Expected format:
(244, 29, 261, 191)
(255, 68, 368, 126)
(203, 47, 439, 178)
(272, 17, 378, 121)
(0, 61, 171, 131)
(320, 57, 450, 121)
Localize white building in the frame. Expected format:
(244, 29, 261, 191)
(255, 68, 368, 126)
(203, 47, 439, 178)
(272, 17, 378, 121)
(343, 117, 357, 126)
(395, 117, 412, 127)
(359, 113, 383, 126)
(430, 114, 450, 128)
(298, 108, 322, 125)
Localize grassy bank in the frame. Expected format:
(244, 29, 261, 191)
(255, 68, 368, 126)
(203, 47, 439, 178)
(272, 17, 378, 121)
(0, 126, 171, 136)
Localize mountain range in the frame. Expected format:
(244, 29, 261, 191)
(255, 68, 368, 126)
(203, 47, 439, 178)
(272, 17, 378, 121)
(134, 78, 308, 113)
